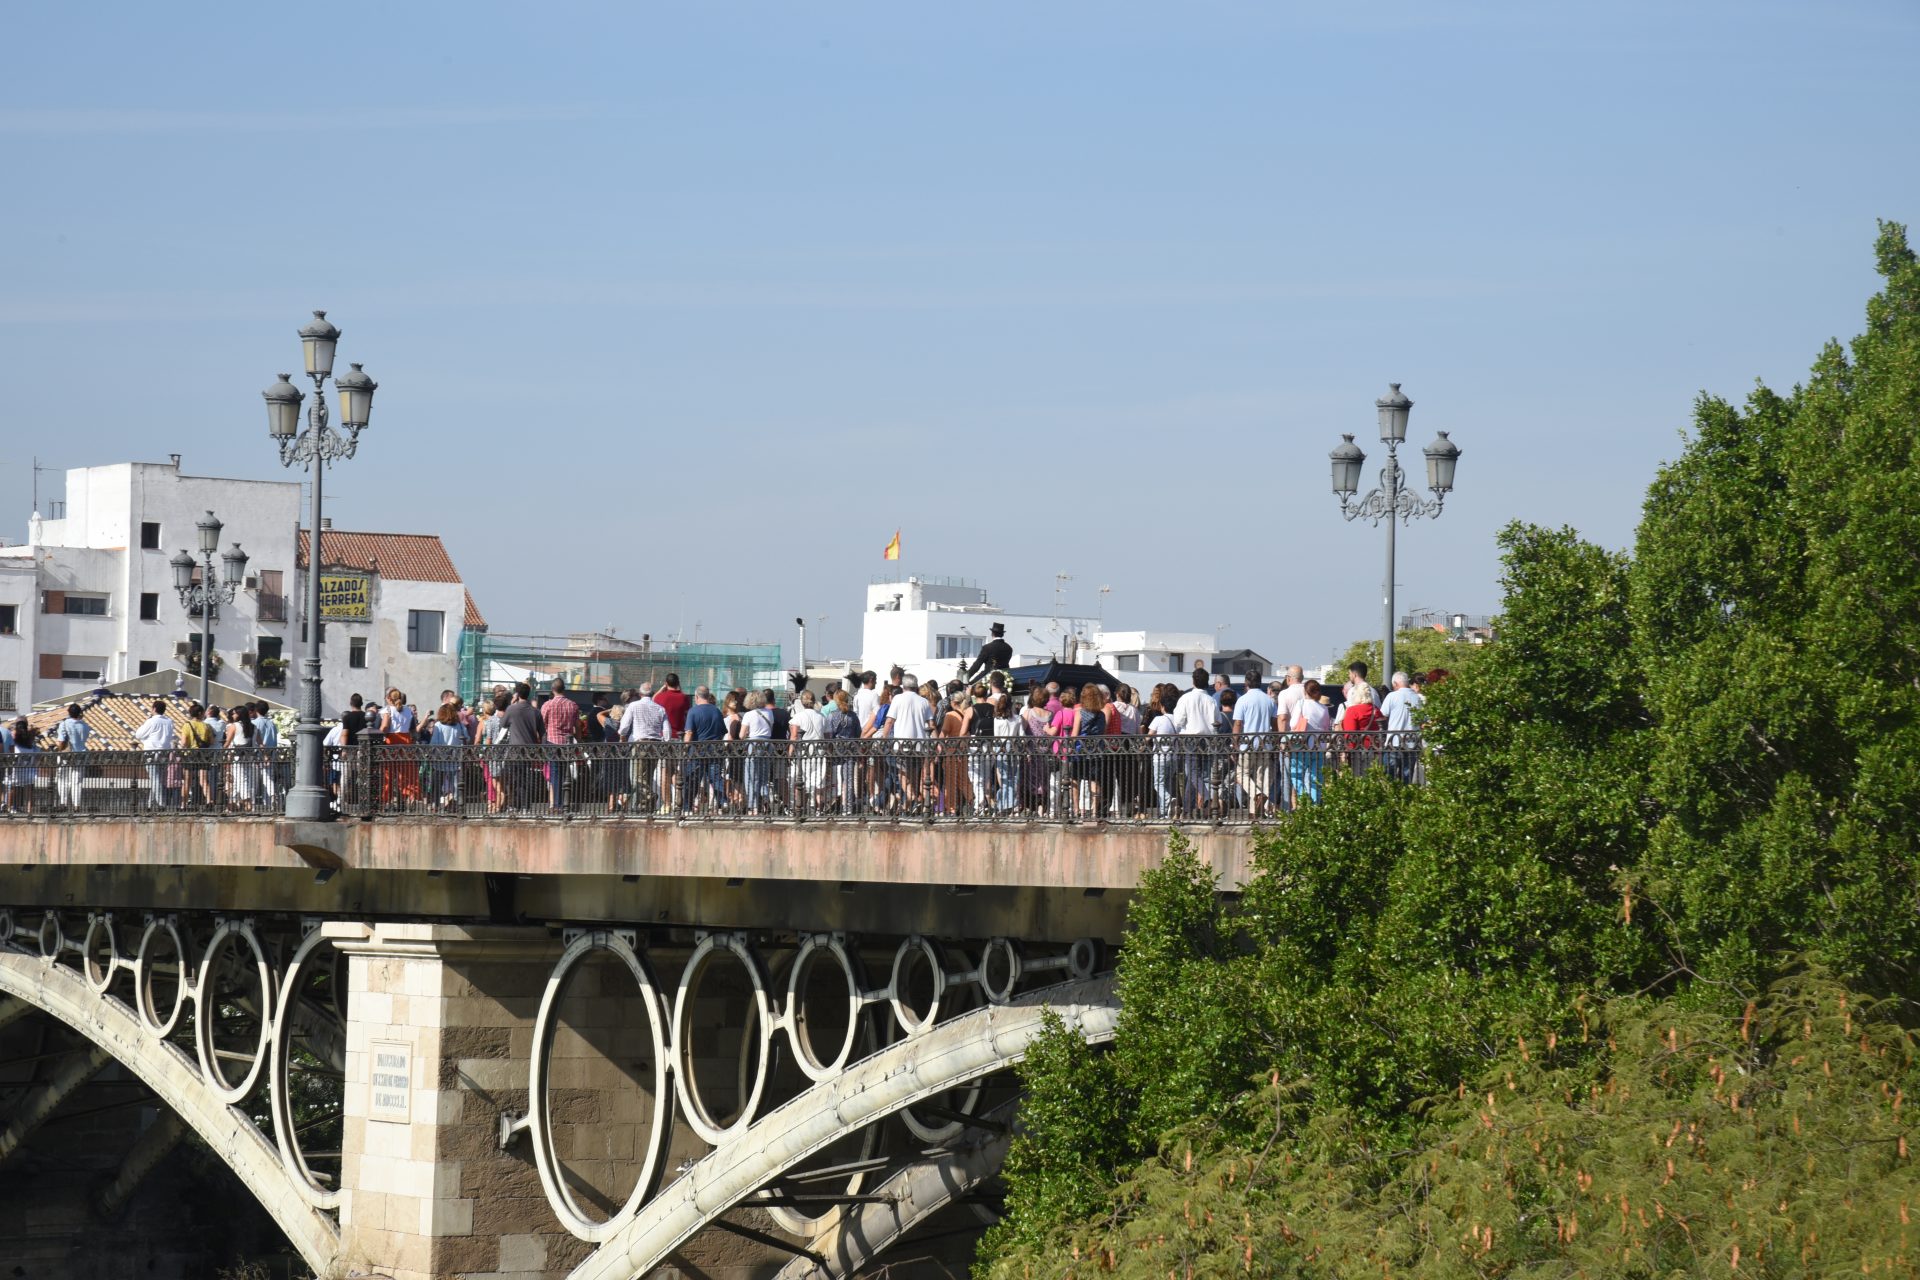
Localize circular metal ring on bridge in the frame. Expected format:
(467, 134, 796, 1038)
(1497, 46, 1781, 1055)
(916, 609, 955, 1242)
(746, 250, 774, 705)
(783, 934, 868, 1082)
(529, 929, 672, 1243)
(888, 936, 947, 1037)
(672, 932, 772, 1148)
(1069, 937, 1101, 981)
(38, 912, 65, 962)
(897, 960, 985, 1143)
(82, 914, 121, 995)
(979, 937, 1022, 1005)
(269, 928, 346, 1211)
(194, 919, 274, 1105)
(135, 916, 194, 1038)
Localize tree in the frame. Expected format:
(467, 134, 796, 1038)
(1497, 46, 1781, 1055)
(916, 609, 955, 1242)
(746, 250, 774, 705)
(1337, 628, 1485, 683)
(985, 971, 1920, 1279)
(981, 226, 1920, 1277)
(1630, 220, 1920, 990)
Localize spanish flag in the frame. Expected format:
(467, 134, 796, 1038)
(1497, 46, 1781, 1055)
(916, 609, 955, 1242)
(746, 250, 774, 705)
(882, 529, 901, 561)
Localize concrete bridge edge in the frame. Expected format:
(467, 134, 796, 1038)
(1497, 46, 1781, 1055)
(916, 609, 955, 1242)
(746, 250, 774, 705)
(0, 947, 341, 1276)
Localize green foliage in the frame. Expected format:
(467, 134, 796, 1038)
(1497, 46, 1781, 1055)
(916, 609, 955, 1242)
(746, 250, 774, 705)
(1631, 220, 1920, 990)
(985, 973, 1920, 1279)
(981, 226, 1920, 1275)
(1339, 629, 1485, 683)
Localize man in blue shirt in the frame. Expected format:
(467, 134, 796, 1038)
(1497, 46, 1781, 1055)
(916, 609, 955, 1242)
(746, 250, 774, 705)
(681, 687, 727, 814)
(1379, 672, 1425, 782)
(1230, 680, 1279, 818)
(251, 702, 281, 802)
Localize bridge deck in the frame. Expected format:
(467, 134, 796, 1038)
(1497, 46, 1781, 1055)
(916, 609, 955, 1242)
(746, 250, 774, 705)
(0, 816, 1247, 943)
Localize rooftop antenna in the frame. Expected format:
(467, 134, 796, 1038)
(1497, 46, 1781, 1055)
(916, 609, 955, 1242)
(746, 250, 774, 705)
(1053, 571, 1073, 616)
(1097, 584, 1111, 628)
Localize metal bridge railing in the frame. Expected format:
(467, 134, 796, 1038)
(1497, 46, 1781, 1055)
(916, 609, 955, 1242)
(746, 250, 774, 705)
(0, 747, 296, 816)
(329, 731, 1424, 823)
(0, 734, 1424, 823)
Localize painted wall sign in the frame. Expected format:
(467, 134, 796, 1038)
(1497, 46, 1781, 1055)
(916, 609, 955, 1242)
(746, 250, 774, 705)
(317, 574, 371, 619)
(369, 1039, 411, 1122)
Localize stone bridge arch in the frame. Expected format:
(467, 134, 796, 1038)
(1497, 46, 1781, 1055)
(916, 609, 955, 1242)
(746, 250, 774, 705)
(0, 913, 342, 1275)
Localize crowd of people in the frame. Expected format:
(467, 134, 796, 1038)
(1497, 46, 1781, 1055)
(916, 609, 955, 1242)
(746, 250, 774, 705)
(0, 699, 286, 814)
(0, 661, 1433, 821)
(331, 660, 1432, 821)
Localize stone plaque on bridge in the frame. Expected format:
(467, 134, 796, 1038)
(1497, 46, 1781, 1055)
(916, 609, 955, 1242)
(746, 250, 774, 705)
(368, 1039, 411, 1123)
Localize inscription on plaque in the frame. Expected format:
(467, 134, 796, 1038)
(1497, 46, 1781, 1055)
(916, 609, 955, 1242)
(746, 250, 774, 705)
(369, 1039, 411, 1122)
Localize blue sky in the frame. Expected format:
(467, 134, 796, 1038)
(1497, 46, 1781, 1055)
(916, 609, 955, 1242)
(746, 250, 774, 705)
(3, 2, 1915, 668)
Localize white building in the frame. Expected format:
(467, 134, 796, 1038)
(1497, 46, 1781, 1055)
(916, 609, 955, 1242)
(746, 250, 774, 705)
(295, 528, 487, 712)
(0, 460, 484, 715)
(1088, 630, 1219, 681)
(0, 558, 37, 718)
(858, 576, 1219, 685)
(860, 576, 1096, 681)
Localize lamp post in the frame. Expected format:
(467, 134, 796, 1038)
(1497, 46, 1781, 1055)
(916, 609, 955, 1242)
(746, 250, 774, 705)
(263, 310, 377, 822)
(171, 510, 248, 707)
(1328, 384, 1462, 684)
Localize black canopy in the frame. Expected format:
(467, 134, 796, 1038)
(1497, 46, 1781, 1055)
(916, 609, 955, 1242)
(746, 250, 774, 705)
(1003, 661, 1124, 695)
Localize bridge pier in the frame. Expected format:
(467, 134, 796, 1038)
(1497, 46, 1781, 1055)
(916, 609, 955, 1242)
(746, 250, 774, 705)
(336, 922, 587, 1280)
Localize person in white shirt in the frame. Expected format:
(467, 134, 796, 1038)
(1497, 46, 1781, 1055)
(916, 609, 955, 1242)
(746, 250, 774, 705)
(1288, 679, 1334, 805)
(789, 690, 827, 806)
(1171, 669, 1220, 810)
(1272, 666, 1307, 809)
(882, 681, 936, 809)
(132, 699, 177, 810)
(852, 672, 881, 733)
(741, 691, 777, 814)
(1379, 671, 1426, 782)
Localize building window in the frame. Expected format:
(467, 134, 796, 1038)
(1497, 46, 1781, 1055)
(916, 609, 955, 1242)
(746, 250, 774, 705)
(1167, 652, 1184, 671)
(300, 621, 326, 644)
(137, 660, 157, 676)
(0, 680, 13, 710)
(0, 604, 14, 635)
(407, 610, 444, 654)
(935, 635, 983, 661)
(254, 635, 286, 688)
(63, 594, 108, 616)
(140, 521, 161, 550)
(256, 569, 286, 623)
(349, 636, 368, 669)
(1116, 653, 1140, 672)
(139, 592, 159, 621)
(61, 662, 103, 681)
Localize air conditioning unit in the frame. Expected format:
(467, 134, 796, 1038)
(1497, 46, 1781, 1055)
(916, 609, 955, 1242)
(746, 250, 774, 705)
(240, 651, 257, 668)
(244, 575, 258, 590)
(173, 641, 191, 658)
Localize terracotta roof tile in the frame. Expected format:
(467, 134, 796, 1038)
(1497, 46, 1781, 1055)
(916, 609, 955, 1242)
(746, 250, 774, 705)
(18, 692, 221, 750)
(296, 530, 463, 583)
(463, 590, 488, 630)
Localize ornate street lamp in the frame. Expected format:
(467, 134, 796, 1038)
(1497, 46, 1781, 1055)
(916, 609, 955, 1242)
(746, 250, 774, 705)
(264, 310, 376, 822)
(173, 511, 247, 706)
(1328, 384, 1464, 683)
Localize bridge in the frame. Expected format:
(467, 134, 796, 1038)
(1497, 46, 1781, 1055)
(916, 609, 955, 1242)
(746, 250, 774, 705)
(0, 733, 1415, 1279)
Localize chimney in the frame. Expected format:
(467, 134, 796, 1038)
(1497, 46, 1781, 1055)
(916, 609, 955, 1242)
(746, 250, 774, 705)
(320, 517, 332, 529)
(168, 453, 181, 468)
